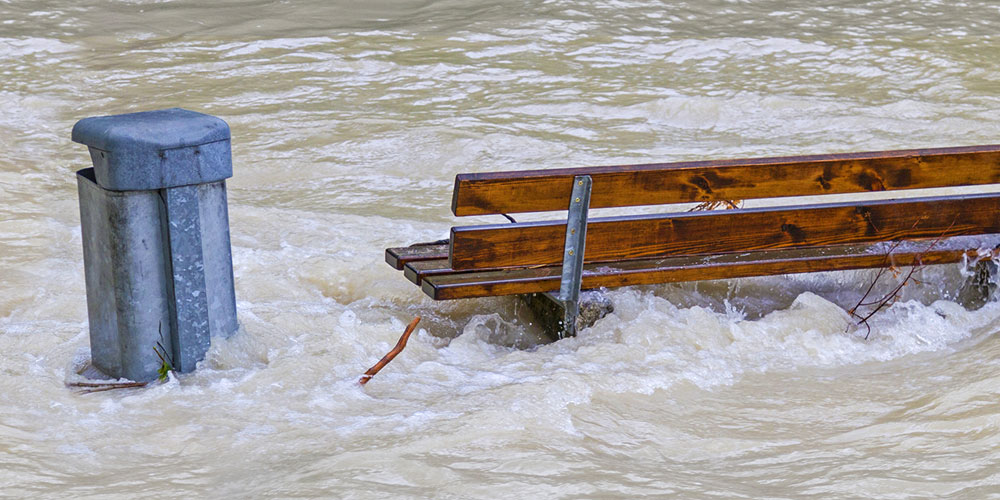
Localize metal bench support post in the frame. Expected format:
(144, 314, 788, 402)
(546, 175, 592, 338)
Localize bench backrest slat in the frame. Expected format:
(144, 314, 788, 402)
(449, 192, 1000, 270)
(451, 145, 1000, 216)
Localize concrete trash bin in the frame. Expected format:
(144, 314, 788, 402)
(73, 108, 238, 382)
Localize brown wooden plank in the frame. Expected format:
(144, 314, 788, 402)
(449, 193, 1000, 270)
(424, 243, 986, 300)
(452, 145, 1000, 216)
(385, 243, 449, 270)
(403, 259, 450, 285)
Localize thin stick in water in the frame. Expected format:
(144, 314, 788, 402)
(360, 316, 421, 386)
(67, 381, 149, 394)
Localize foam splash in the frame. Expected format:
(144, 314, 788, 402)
(447, 263, 1000, 400)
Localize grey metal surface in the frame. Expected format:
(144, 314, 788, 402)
(77, 169, 122, 377)
(197, 181, 239, 340)
(78, 169, 174, 381)
(159, 181, 238, 372)
(553, 175, 592, 338)
(163, 185, 212, 372)
(71, 108, 232, 191)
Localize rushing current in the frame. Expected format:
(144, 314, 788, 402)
(3, 1, 1000, 497)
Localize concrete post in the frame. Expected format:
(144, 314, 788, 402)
(72, 108, 238, 382)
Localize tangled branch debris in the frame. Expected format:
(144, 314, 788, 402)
(688, 199, 743, 212)
(847, 223, 952, 340)
(360, 316, 421, 386)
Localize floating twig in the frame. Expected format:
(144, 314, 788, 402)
(360, 316, 421, 386)
(67, 381, 149, 394)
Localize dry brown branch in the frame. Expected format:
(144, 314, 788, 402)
(360, 316, 421, 386)
(688, 199, 743, 212)
(847, 221, 954, 340)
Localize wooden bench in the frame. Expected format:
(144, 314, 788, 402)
(386, 145, 1000, 337)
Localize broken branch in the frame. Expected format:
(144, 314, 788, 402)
(67, 381, 149, 394)
(359, 316, 421, 386)
(847, 221, 955, 339)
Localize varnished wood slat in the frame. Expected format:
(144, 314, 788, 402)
(450, 193, 1000, 270)
(403, 259, 451, 285)
(452, 145, 1000, 216)
(385, 243, 449, 270)
(424, 244, 984, 300)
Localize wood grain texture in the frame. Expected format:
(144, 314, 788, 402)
(403, 259, 451, 285)
(423, 245, 982, 300)
(449, 193, 1000, 270)
(452, 145, 1000, 216)
(385, 243, 449, 270)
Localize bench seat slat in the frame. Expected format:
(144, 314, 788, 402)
(403, 259, 452, 285)
(420, 242, 993, 300)
(452, 145, 1000, 216)
(450, 192, 1000, 270)
(385, 243, 449, 270)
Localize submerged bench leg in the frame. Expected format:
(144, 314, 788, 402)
(522, 291, 614, 342)
(958, 258, 999, 310)
(545, 175, 592, 338)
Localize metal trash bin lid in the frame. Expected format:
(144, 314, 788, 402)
(72, 107, 232, 191)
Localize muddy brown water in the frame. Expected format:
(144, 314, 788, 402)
(2, 1, 1000, 497)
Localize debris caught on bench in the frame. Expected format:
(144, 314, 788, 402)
(688, 199, 743, 211)
(848, 244, 923, 339)
(847, 226, 960, 339)
(360, 316, 421, 386)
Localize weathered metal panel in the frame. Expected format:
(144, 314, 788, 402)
(78, 169, 174, 381)
(197, 181, 239, 340)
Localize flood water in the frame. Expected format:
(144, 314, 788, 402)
(3, 0, 1000, 497)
